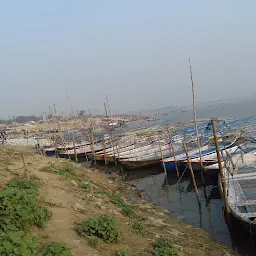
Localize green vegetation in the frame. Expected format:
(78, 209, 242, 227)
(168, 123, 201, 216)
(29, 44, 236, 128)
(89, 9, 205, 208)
(40, 162, 77, 176)
(88, 236, 101, 248)
(38, 242, 71, 256)
(0, 231, 38, 256)
(76, 216, 122, 243)
(117, 248, 133, 256)
(132, 221, 151, 237)
(80, 180, 91, 192)
(7, 176, 40, 192)
(0, 177, 52, 256)
(154, 237, 179, 256)
(40, 163, 57, 174)
(0, 178, 51, 232)
(58, 162, 76, 176)
(108, 192, 136, 218)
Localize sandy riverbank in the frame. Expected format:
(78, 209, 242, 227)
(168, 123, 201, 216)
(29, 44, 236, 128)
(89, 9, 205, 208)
(0, 145, 234, 256)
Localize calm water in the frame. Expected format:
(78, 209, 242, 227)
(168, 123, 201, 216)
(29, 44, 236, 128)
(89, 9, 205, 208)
(102, 99, 256, 255)
(124, 168, 256, 256)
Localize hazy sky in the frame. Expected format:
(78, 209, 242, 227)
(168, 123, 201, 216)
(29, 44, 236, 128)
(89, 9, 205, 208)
(1, 1, 256, 118)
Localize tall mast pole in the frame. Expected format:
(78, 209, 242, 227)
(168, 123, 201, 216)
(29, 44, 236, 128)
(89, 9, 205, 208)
(189, 58, 205, 183)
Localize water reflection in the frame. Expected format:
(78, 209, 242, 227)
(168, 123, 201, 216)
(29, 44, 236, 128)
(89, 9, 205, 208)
(125, 168, 256, 256)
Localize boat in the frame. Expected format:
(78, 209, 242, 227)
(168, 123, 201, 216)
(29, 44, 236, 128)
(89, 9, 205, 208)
(205, 142, 256, 172)
(161, 135, 236, 171)
(185, 146, 239, 171)
(119, 141, 190, 169)
(219, 152, 256, 234)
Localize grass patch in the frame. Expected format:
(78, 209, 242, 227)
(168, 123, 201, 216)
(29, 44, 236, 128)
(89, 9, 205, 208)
(117, 248, 133, 256)
(58, 162, 76, 176)
(7, 177, 40, 193)
(76, 216, 122, 243)
(38, 242, 71, 256)
(108, 193, 136, 218)
(80, 180, 91, 192)
(40, 163, 57, 173)
(40, 162, 77, 176)
(94, 190, 110, 198)
(132, 221, 151, 237)
(154, 237, 179, 256)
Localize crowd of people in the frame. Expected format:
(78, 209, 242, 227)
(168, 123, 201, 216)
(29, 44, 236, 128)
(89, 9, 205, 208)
(0, 131, 7, 143)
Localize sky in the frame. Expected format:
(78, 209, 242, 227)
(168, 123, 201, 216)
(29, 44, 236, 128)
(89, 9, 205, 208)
(1, 1, 256, 118)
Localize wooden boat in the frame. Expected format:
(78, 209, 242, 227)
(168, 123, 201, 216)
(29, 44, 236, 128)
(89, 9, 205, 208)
(119, 142, 187, 169)
(219, 152, 256, 233)
(43, 147, 57, 156)
(185, 145, 239, 171)
(205, 143, 256, 172)
(58, 143, 108, 160)
(161, 135, 236, 170)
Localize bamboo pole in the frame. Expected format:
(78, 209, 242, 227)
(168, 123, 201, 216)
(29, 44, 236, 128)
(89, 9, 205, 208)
(211, 119, 230, 214)
(183, 141, 200, 203)
(189, 58, 205, 184)
(158, 135, 167, 179)
(21, 153, 29, 179)
(167, 126, 179, 178)
(49, 106, 70, 159)
(104, 103, 117, 166)
(102, 132, 108, 165)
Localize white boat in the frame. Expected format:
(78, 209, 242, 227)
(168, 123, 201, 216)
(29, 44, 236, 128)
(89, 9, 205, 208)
(186, 146, 239, 171)
(219, 152, 256, 233)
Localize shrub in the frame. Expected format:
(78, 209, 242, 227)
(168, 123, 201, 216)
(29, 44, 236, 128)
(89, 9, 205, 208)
(154, 237, 179, 256)
(0, 231, 38, 256)
(76, 216, 122, 243)
(7, 177, 40, 194)
(132, 221, 150, 237)
(88, 236, 101, 247)
(117, 248, 133, 256)
(0, 187, 51, 232)
(38, 242, 71, 256)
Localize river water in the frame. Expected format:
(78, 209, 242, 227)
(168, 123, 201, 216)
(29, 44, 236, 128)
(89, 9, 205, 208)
(101, 99, 256, 255)
(124, 167, 256, 256)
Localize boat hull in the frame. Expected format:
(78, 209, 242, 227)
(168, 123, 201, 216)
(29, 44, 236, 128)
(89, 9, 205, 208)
(120, 159, 160, 169)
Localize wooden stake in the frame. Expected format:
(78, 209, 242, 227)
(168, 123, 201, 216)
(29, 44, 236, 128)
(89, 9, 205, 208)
(158, 135, 167, 179)
(211, 118, 230, 214)
(21, 153, 29, 179)
(183, 141, 200, 203)
(167, 126, 179, 178)
(72, 133, 78, 162)
(189, 58, 205, 184)
(91, 132, 96, 164)
(102, 132, 108, 165)
(54, 135, 58, 158)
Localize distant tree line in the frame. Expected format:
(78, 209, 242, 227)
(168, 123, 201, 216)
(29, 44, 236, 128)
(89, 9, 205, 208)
(0, 115, 41, 125)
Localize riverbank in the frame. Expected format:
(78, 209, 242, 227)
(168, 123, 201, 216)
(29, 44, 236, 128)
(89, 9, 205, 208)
(0, 145, 234, 256)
